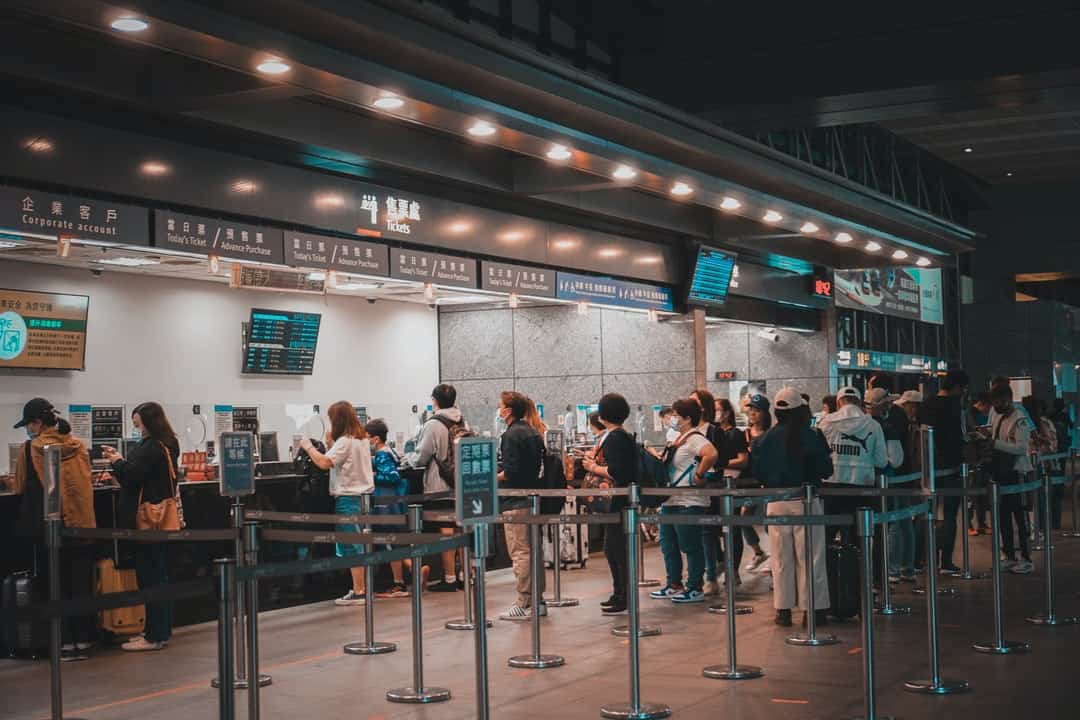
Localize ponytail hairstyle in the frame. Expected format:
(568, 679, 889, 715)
(34, 400, 71, 435)
(775, 404, 812, 462)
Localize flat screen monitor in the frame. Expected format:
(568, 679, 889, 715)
(258, 432, 279, 462)
(687, 246, 737, 307)
(242, 308, 321, 375)
(0, 289, 89, 370)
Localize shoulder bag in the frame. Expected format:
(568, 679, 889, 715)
(136, 443, 183, 531)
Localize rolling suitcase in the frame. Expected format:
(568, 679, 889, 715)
(2, 571, 48, 659)
(543, 496, 589, 569)
(826, 543, 860, 620)
(95, 558, 145, 637)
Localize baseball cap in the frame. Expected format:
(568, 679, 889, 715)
(864, 387, 898, 406)
(773, 387, 807, 410)
(895, 390, 924, 405)
(837, 386, 861, 401)
(14, 398, 55, 429)
(746, 393, 771, 412)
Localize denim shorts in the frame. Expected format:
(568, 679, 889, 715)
(335, 495, 367, 558)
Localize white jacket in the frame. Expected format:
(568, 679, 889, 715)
(817, 404, 889, 486)
(990, 407, 1033, 473)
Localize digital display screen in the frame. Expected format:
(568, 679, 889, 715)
(0, 289, 89, 370)
(242, 309, 321, 375)
(687, 246, 737, 307)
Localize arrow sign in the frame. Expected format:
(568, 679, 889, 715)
(455, 437, 498, 526)
(472, 499, 483, 515)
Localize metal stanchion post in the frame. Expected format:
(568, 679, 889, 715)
(216, 559, 236, 720)
(1032, 454, 1046, 552)
(852, 508, 893, 720)
(788, 484, 838, 646)
(388, 505, 451, 703)
(473, 526, 492, 720)
(709, 477, 752, 616)
(244, 522, 262, 720)
(1063, 449, 1080, 538)
(913, 430, 956, 598)
(875, 473, 911, 616)
(509, 495, 564, 668)
(602, 485, 671, 720)
(703, 494, 762, 680)
(548, 515, 580, 607)
(973, 482, 1030, 654)
(345, 495, 398, 653)
(954, 463, 987, 580)
(1027, 461, 1079, 626)
(447, 543, 493, 630)
(905, 497, 969, 694)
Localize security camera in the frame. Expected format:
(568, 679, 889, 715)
(90, 268, 103, 277)
(757, 328, 780, 343)
(427, 303, 436, 310)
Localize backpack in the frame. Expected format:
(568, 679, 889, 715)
(540, 451, 567, 514)
(636, 430, 703, 509)
(432, 415, 475, 488)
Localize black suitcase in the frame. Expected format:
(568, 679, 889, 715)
(2, 571, 49, 659)
(826, 543, 860, 620)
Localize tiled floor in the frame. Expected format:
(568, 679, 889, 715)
(3, 528, 1078, 720)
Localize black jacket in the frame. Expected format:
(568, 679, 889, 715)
(500, 420, 545, 491)
(752, 424, 833, 489)
(112, 437, 180, 505)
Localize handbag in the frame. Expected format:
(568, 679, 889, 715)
(136, 443, 183, 531)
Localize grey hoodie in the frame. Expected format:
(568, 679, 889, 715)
(817, 404, 889, 486)
(403, 407, 464, 493)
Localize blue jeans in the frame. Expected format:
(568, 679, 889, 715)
(660, 505, 706, 592)
(335, 495, 367, 558)
(887, 496, 916, 576)
(136, 542, 172, 643)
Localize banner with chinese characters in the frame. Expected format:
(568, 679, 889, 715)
(0, 185, 149, 246)
(390, 248, 477, 289)
(283, 231, 389, 276)
(837, 349, 949, 375)
(0, 289, 89, 370)
(153, 210, 284, 265)
(480, 261, 555, 298)
(834, 267, 943, 325)
(555, 271, 674, 312)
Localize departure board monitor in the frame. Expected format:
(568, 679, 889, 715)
(242, 308, 321, 375)
(687, 246, 737, 307)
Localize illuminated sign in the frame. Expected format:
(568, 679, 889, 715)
(813, 277, 833, 299)
(837, 348, 949, 375)
(715, 371, 738, 380)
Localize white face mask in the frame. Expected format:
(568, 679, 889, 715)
(669, 417, 681, 432)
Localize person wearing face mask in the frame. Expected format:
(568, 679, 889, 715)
(365, 418, 417, 599)
(13, 398, 96, 661)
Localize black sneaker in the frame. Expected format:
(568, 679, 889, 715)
(602, 603, 627, 615)
(774, 609, 792, 627)
(939, 563, 961, 575)
(600, 595, 618, 608)
(60, 644, 87, 663)
(428, 580, 459, 593)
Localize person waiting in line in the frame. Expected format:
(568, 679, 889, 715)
(102, 402, 180, 652)
(403, 384, 466, 592)
(982, 385, 1035, 574)
(919, 369, 969, 574)
(1048, 397, 1073, 528)
(691, 389, 730, 596)
(865, 387, 905, 582)
(967, 391, 994, 535)
(1022, 396, 1057, 548)
(300, 402, 374, 606)
(648, 397, 718, 605)
(496, 391, 548, 621)
(13, 398, 97, 661)
(817, 395, 838, 426)
(752, 389, 834, 628)
(658, 406, 679, 444)
(733, 395, 773, 575)
(366, 419, 420, 599)
(581, 393, 637, 615)
(889, 391, 923, 583)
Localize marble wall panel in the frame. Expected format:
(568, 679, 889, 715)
(439, 308, 514, 380)
(513, 305, 602, 378)
(600, 309, 695, 374)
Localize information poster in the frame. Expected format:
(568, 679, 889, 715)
(214, 405, 234, 445)
(834, 267, 943, 325)
(219, 432, 256, 497)
(0, 289, 89, 370)
(232, 407, 259, 435)
(91, 406, 124, 442)
(68, 405, 92, 449)
(455, 437, 498, 526)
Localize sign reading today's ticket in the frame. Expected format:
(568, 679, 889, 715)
(455, 437, 498, 526)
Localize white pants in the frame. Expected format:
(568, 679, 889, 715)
(767, 498, 830, 611)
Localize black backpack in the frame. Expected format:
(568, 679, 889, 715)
(540, 451, 567, 514)
(432, 415, 475, 488)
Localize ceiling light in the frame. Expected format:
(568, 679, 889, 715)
(307, 271, 327, 281)
(719, 197, 741, 211)
(597, 247, 623, 259)
(256, 58, 291, 75)
(336, 281, 379, 291)
(110, 17, 149, 32)
(634, 255, 662, 265)
(835, 232, 853, 244)
(552, 237, 579, 250)
(670, 182, 693, 197)
(800, 222, 820, 233)
(98, 256, 159, 267)
(424, 283, 436, 301)
(231, 179, 258, 194)
(963, 147, 973, 153)
(0, 240, 18, 250)
(1006, 171, 1013, 177)
(916, 256, 932, 267)
(140, 161, 170, 176)
(467, 120, 497, 137)
(447, 220, 473, 234)
(546, 144, 572, 161)
(612, 165, 637, 180)
(892, 249, 909, 260)
(25, 138, 54, 154)
(865, 241, 882, 252)
(763, 210, 783, 223)
(372, 93, 405, 110)
(498, 229, 527, 243)
(314, 193, 345, 208)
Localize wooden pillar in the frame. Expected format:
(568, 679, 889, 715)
(693, 308, 707, 389)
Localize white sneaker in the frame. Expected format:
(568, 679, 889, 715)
(745, 552, 770, 572)
(122, 636, 164, 652)
(499, 604, 530, 622)
(1009, 559, 1035, 575)
(334, 590, 366, 606)
(702, 580, 720, 596)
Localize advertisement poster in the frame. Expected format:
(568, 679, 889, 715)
(834, 267, 942, 325)
(0, 289, 89, 370)
(68, 405, 92, 449)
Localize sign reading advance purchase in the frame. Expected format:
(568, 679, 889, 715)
(834, 267, 943, 325)
(390, 248, 476, 289)
(481, 262, 555, 298)
(0, 289, 89, 370)
(219, 432, 256, 497)
(284, 231, 389, 276)
(555, 271, 674, 312)
(455, 437, 498, 526)
(154, 210, 284, 265)
(0, 186, 149, 246)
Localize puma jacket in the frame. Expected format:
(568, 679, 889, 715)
(817, 404, 889, 486)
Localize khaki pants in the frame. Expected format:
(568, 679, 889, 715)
(503, 508, 545, 607)
(767, 498, 830, 611)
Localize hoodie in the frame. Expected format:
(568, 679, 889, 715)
(990, 406, 1033, 474)
(14, 426, 96, 530)
(403, 407, 464, 493)
(817, 404, 889, 486)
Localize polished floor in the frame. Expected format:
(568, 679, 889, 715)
(3, 526, 1078, 720)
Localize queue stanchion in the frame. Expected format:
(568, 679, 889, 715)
(853, 508, 893, 720)
(447, 543, 493, 630)
(215, 558, 237, 720)
(638, 518, 661, 588)
(913, 429, 956, 598)
(601, 484, 670, 720)
(473, 526, 492, 720)
(708, 477, 752, 616)
(954, 463, 987, 580)
(387, 505, 451, 703)
(1063, 449, 1080, 539)
(973, 482, 1030, 655)
(905, 497, 969, 695)
(875, 473, 910, 616)
(548, 515, 580, 607)
(703, 494, 762, 681)
(345, 495, 398, 654)
(509, 495, 565, 668)
(243, 522, 263, 720)
(1027, 460, 1079, 626)
(788, 484, 838, 646)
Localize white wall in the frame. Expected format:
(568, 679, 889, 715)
(0, 260, 439, 469)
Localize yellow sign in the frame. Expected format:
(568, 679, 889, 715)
(0, 289, 89, 370)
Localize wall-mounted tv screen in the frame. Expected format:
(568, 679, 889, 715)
(242, 308, 321, 375)
(0, 289, 89, 370)
(687, 246, 737, 307)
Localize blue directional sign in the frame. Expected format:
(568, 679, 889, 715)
(219, 431, 256, 497)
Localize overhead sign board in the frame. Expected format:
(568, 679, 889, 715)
(0, 185, 149, 246)
(219, 431, 256, 497)
(390, 248, 477, 289)
(154, 210, 284, 265)
(837, 349, 949, 375)
(555, 271, 674, 312)
(834, 267, 943, 325)
(284, 231, 389, 276)
(455, 437, 498, 526)
(481, 261, 556, 298)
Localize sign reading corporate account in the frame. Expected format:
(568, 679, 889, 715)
(0, 186, 149, 246)
(0, 289, 89, 370)
(154, 210, 284, 265)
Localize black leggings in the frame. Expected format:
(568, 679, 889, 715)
(999, 493, 1030, 561)
(605, 525, 628, 603)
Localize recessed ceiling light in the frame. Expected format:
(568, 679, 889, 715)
(110, 17, 149, 32)
(231, 179, 258, 194)
(372, 93, 404, 110)
(719, 197, 741, 211)
(1006, 171, 1014, 177)
(670, 181, 693, 197)
(963, 147, 973, 153)
(865, 241, 882, 252)
(498, 229, 528, 243)
(634, 255, 662, 265)
(140, 161, 170, 176)
(835, 232, 854, 244)
(916, 256, 932, 267)
(800, 222, 820, 233)
(612, 165, 637, 180)
(763, 210, 783, 223)
(447, 220, 473, 234)
(597, 247, 623, 258)
(25, 138, 54, 154)
(98, 256, 159, 267)
(546, 144, 572, 161)
(256, 58, 291, 75)
(467, 120, 497, 137)
(552, 237, 579, 250)
(314, 193, 345, 208)
(892, 249, 909, 260)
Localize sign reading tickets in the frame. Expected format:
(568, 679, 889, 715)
(219, 431, 256, 497)
(0, 186, 149, 246)
(455, 436, 498, 526)
(481, 262, 555, 298)
(284, 231, 389, 276)
(834, 267, 943, 325)
(390, 248, 476, 289)
(0, 289, 89, 370)
(555, 271, 674, 312)
(154, 210, 284, 265)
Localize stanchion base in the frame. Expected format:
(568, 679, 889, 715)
(702, 664, 763, 680)
(707, 604, 753, 615)
(1059, 531, 1080, 538)
(786, 633, 840, 646)
(638, 579, 661, 588)
(952, 571, 990, 580)
(874, 604, 912, 616)
(343, 641, 397, 655)
(508, 654, 565, 669)
(1026, 614, 1080, 626)
(913, 586, 957, 596)
(210, 674, 273, 689)
(386, 686, 451, 704)
(904, 678, 970, 694)
(611, 624, 662, 638)
(548, 598, 580, 608)
(972, 639, 1031, 654)
(445, 618, 494, 630)
(600, 702, 672, 719)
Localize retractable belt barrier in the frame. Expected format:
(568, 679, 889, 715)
(371, 490, 453, 505)
(0, 577, 215, 621)
(873, 502, 931, 525)
(638, 512, 855, 528)
(260, 528, 446, 545)
(60, 527, 240, 542)
(244, 509, 406, 525)
(491, 513, 622, 525)
(497, 487, 630, 497)
(998, 479, 1044, 496)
